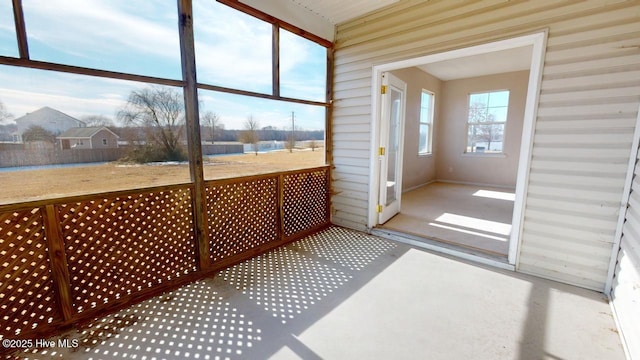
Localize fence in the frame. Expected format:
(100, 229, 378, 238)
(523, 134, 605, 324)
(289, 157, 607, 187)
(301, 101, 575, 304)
(0, 148, 128, 167)
(0, 166, 330, 344)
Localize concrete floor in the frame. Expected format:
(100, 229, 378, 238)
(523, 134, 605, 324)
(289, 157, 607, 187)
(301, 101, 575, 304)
(382, 182, 515, 256)
(19, 227, 624, 360)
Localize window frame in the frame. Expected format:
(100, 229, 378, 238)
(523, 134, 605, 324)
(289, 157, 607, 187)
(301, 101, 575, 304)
(465, 89, 510, 155)
(418, 89, 434, 156)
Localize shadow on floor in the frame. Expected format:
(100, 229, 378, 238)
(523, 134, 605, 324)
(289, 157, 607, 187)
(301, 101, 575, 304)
(17, 227, 623, 360)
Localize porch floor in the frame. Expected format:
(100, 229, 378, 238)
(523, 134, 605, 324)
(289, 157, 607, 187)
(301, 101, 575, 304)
(21, 227, 624, 360)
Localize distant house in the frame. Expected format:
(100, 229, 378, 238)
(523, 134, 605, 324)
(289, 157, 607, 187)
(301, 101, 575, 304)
(58, 127, 119, 149)
(14, 106, 85, 142)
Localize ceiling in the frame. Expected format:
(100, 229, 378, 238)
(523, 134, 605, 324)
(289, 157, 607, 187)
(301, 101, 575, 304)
(283, 0, 400, 25)
(417, 46, 533, 81)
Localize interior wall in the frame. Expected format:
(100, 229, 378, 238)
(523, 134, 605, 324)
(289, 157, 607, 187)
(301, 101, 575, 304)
(436, 70, 529, 188)
(390, 67, 442, 191)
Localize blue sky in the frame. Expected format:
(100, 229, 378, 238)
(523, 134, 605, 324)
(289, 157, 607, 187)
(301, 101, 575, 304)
(0, 0, 326, 130)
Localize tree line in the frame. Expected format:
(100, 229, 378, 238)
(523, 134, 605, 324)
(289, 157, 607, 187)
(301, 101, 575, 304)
(0, 89, 324, 162)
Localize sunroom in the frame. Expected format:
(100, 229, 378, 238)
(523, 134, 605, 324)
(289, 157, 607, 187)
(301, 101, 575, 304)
(0, 0, 639, 359)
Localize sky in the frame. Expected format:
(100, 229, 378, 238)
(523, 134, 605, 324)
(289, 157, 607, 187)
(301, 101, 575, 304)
(0, 0, 327, 130)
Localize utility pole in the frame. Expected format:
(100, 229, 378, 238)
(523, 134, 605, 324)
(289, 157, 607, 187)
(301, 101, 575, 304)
(289, 111, 295, 153)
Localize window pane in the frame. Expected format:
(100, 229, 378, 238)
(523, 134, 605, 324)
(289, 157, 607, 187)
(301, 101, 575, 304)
(280, 29, 326, 102)
(194, 0, 272, 94)
(488, 107, 508, 123)
(468, 102, 488, 123)
(0, 65, 189, 204)
(467, 124, 504, 153)
(198, 90, 325, 180)
(488, 90, 510, 107)
(419, 124, 430, 154)
(22, 0, 181, 79)
(0, 0, 18, 57)
(420, 91, 433, 124)
(469, 93, 488, 107)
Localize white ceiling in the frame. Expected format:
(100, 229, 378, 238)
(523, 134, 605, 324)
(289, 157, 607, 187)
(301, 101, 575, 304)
(239, 0, 400, 41)
(284, 0, 400, 25)
(417, 46, 533, 81)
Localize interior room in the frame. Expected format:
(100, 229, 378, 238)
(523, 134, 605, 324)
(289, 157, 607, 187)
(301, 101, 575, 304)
(378, 46, 533, 258)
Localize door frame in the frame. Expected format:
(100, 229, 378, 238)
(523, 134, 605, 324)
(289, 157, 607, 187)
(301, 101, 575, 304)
(367, 31, 548, 265)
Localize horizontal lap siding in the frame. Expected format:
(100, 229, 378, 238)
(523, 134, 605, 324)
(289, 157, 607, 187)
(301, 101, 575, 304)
(333, 0, 640, 290)
(612, 148, 640, 359)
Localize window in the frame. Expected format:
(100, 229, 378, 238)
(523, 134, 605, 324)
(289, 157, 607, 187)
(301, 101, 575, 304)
(102, 138, 107, 145)
(466, 90, 509, 153)
(419, 90, 434, 155)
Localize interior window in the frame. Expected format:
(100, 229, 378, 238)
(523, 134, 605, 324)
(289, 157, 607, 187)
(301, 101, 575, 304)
(419, 90, 434, 155)
(466, 90, 509, 153)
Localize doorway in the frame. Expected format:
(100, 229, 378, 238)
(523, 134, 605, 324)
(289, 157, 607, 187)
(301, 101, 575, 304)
(369, 32, 547, 265)
(378, 72, 407, 224)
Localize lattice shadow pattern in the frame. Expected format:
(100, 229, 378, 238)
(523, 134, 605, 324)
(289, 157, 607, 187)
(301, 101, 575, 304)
(206, 177, 279, 264)
(221, 246, 351, 324)
(283, 169, 328, 237)
(58, 188, 197, 314)
(0, 208, 61, 340)
(292, 227, 397, 271)
(18, 279, 262, 360)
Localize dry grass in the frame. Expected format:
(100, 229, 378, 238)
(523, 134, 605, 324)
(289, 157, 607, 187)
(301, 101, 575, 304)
(0, 150, 325, 205)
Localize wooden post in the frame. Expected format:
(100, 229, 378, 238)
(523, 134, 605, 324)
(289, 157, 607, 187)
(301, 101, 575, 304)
(278, 174, 285, 241)
(325, 47, 334, 166)
(272, 23, 280, 97)
(42, 205, 74, 322)
(12, 0, 29, 59)
(177, 0, 210, 271)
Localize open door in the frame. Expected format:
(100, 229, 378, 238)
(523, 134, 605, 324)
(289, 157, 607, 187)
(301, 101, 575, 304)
(378, 72, 406, 224)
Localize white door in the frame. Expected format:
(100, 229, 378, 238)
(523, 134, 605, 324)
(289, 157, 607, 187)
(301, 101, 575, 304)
(378, 72, 406, 224)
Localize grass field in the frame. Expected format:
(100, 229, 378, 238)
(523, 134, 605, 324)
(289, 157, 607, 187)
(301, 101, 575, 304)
(0, 150, 325, 205)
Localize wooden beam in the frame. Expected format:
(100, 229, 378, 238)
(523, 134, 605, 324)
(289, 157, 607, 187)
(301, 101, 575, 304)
(217, 0, 333, 49)
(197, 83, 329, 107)
(177, 0, 210, 271)
(0, 56, 185, 87)
(11, 0, 29, 59)
(272, 24, 280, 97)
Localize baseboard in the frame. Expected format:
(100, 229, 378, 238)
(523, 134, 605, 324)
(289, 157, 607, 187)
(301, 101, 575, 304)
(435, 179, 516, 190)
(402, 179, 436, 193)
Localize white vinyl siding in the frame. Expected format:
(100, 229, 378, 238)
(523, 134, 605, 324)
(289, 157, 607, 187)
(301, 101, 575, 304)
(331, 0, 640, 290)
(611, 143, 640, 360)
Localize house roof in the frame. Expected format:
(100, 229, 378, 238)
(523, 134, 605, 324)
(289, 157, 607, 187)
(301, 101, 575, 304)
(14, 106, 85, 126)
(58, 126, 119, 139)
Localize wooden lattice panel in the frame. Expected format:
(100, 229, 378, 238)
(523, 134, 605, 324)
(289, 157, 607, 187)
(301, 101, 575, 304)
(206, 177, 279, 264)
(0, 208, 62, 339)
(283, 169, 329, 237)
(58, 188, 197, 314)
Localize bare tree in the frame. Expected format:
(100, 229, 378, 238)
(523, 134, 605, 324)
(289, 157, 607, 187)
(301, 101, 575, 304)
(22, 125, 56, 143)
(80, 115, 115, 127)
(202, 111, 220, 144)
(308, 139, 318, 152)
(0, 100, 12, 124)
(238, 115, 260, 155)
(117, 86, 186, 161)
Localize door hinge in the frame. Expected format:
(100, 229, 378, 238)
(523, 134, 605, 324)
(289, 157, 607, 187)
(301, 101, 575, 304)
(376, 204, 383, 213)
(381, 85, 387, 94)
(379, 147, 385, 156)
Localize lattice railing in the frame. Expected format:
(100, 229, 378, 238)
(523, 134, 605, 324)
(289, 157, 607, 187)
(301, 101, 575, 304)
(0, 166, 330, 343)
